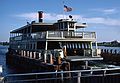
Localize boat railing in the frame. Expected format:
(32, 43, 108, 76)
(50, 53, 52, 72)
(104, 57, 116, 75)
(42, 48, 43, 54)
(28, 31, 96, 39)
(2, 67, 120, 83)
(30, 31, 96, 39)
(14, 48, 100, 64)
(47, 31, 96, 39)
(10, 31, 96, 41)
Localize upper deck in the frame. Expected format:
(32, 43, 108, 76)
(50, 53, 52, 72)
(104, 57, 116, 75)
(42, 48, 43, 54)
(10, 17, 96, 42)
(10, 31, 96, 42)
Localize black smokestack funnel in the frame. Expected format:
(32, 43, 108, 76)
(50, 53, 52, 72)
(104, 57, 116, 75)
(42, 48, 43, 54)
(38, 11, 43, 23)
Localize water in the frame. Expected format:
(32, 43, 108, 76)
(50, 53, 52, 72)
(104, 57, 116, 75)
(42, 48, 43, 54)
(0, 45, 15, 76)
(0, 45, 8, 75)
(0, 45, 48, 76)
(0, 45, 120, 76)
(0, 45, 26, 76)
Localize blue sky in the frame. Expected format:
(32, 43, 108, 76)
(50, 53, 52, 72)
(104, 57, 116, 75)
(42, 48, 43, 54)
(0, 0, 120, 42)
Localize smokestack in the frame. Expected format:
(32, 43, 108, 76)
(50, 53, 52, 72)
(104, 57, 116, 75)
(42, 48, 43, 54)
(38, 11, 43, 23)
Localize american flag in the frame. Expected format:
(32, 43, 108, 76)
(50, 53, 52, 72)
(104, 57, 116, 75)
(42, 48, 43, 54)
(64, 5, 72, 12)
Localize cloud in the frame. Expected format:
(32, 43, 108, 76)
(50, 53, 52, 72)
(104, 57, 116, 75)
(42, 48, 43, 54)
(83, 17, 120, 26)
(91, 8, 117, 14)
(15, 12, 83, 21)
(103, 9, 117, 14)
(15, 13, 37, 21)
(14, 12, 120, 26)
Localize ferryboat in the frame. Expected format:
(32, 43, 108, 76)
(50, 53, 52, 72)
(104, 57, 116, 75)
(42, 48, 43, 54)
(6, 11, 103, 71)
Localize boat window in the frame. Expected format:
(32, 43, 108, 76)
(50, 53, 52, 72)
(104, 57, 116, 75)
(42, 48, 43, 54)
(78, 43, 81, 49)
(64, 22, 68, 29)
(69, 23, 74, 28)
(33, 43, 36, 49)
(60, 23, 63, 29)
(47, 42, 61, 49)
(72, 43, 74, 49)
(58, 23, 60, 29)
(81, 43, 84, 49)
(87, 43, 90, 49)
(86, 43, 88, 49)
(26, 43, 28, 49)
(86, 43, 89, 49)
(37, 42, 46, 49)
(84, 43, 87, 49)
(66, 43, 69, 48)
(30, 44, 32, 49)
(69, 44, 72, 49)
(75, 43, 78, 49)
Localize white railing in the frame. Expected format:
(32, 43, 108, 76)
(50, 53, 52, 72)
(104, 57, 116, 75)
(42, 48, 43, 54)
(3, 67, 120, 83)
(10, 31, 96, 41)
(47, 31, 96, 39)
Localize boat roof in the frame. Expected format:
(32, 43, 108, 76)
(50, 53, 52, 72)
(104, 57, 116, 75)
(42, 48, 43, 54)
(10, 19, 87, 33)
(10, 22, 56, 33)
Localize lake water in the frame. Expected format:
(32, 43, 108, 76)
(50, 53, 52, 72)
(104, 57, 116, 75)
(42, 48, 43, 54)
(0, 45, 27, 76)
(0, 45, 8, 75)
(0, 45, 120, 76)
(0, 45, 17, 76)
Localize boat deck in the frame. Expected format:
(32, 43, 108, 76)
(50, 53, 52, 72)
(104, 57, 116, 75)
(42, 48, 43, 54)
(66, 56, 103, 62)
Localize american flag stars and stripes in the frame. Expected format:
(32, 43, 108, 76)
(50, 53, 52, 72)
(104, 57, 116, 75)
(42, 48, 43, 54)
(64, 5, 72, 12)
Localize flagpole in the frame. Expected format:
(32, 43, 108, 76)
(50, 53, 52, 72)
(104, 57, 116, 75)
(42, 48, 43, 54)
(63, 1, 65, 19)
(63, 2, 73, 20)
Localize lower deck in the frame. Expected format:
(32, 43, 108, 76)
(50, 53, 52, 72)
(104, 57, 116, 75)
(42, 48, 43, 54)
(7, 48, 103, 71)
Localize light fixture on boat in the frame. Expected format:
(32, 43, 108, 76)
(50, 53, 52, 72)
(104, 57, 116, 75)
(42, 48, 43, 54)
(69, 15, 73, 21)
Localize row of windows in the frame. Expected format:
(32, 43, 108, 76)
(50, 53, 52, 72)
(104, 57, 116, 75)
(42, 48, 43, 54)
(10, 43, 36, 50)
(58, 22, 75, 30)
(47, 42, 91, 50)
(10, 41, 91, 50)
(66, 43, 91, 49)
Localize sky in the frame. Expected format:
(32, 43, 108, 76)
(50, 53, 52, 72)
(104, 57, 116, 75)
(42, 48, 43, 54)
(0, 0, 120, 42)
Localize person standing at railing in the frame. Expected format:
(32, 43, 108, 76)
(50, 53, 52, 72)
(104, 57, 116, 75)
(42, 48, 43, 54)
(55, 51, 62, 65)
(63, 45, 67, 57)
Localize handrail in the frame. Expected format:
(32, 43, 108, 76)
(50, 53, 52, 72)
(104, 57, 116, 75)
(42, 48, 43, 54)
(3, 67, 120, 83)
(10, 31, 96, 41)
(6, 67, 120, 77)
